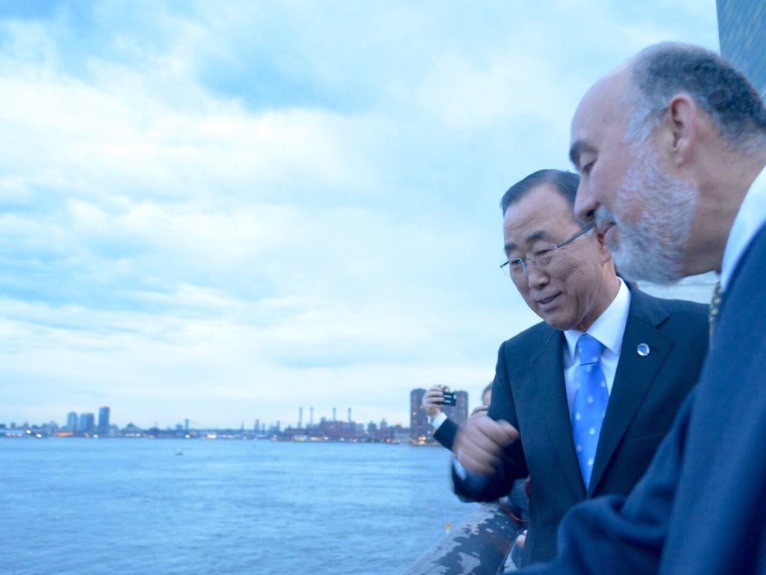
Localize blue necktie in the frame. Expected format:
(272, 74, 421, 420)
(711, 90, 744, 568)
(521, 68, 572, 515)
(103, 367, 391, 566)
(572, 334, 608, 488)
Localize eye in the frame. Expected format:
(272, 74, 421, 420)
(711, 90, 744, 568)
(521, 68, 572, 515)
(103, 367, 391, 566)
(532, 248, 554, 265)
(580, 160, 595, 175)
(508, 258, 525, 272)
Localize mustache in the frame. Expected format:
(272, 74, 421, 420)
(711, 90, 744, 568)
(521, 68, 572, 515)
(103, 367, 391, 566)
(593, 206, 616, 234)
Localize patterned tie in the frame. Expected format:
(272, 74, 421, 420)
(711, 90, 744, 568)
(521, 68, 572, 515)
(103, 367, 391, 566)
(571, 334, 609, 488)
(709, 280, 723, 342)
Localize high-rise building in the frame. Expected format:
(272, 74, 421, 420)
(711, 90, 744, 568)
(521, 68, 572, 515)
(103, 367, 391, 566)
(79, 412, 95, 435)
(718, 0, 766, 96)
(97, 406, 111, 436)
(410, 388, 429, 440)
(443, 390, 469, 427)
(66, 411, 78, 431)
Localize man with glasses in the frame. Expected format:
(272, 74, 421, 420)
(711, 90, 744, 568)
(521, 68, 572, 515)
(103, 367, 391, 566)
(451, 169, 708, 567)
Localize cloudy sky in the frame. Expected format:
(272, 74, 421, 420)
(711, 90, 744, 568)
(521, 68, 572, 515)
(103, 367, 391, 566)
(0, 1, 719, 429)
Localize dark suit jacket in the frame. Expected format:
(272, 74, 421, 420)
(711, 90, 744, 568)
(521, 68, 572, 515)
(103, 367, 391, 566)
(522, 225, 766, 575)
(453, 286, 709, 565)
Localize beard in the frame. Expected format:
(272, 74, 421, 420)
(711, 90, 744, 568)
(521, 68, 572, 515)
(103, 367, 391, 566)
(597, 144, 697, 284)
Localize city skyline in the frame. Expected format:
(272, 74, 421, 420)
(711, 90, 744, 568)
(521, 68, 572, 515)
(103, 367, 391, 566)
(5, 385, 474, 432)
(0, 2, 719, 429)
(0, 406, 396, 431)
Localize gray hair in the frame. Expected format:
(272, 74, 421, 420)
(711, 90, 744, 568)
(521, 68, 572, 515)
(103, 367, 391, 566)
(625, 42, 766, 151)
(500, 169, 580, 215)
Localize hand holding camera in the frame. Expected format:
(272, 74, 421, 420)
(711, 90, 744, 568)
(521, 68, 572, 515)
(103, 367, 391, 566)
(423, 385, 457, 416)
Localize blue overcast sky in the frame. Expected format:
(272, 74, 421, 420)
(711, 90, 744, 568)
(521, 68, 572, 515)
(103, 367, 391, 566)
(0, 1, 719, 429)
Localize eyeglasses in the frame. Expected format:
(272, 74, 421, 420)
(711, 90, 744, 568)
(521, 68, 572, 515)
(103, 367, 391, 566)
(500, 223, 596, 277)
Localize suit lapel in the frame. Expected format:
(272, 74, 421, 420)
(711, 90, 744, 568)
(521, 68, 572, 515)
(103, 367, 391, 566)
(530, 329, 587, 498)
(589, 290, 672, 494)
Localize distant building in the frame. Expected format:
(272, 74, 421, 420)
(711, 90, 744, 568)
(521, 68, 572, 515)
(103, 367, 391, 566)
(79, 412, 95, 434)
(123, 423, 143, 437)
(718, 0, 766, 97)
(97, 406, 111, 436)
(316, 419, 358, 440)
(410, 388, 429, 440)
(66, 411, 78, 431)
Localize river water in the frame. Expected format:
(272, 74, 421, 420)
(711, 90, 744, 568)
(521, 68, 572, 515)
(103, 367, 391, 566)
(1, 438, 479, 574)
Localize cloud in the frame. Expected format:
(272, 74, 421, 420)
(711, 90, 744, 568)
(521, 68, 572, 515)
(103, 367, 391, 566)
(0, 1, 720, 427)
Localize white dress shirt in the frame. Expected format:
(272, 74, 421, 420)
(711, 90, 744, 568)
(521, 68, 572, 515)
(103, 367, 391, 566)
(430, 411, 448, 430)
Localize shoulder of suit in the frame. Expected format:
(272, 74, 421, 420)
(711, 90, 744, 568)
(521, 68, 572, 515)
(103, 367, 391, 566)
(629, 287, 709, 324)
(500, 320, 555, 352)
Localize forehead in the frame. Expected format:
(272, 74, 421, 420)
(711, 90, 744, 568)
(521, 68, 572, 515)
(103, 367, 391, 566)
(503, 185, 578, 245)
(570, 71, 630, 163)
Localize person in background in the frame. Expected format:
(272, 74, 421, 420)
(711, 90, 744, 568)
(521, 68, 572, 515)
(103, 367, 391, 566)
(471, 383, 494, 417)
(515, 41, 766, 575)
(452, 169, 709, 567)
(424, 383, 530, 569)
(423, 383, 493, 450)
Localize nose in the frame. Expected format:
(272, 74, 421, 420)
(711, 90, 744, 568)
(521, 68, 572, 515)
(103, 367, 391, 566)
(524, 262, 549, 290)
(574, 178, 597, 224)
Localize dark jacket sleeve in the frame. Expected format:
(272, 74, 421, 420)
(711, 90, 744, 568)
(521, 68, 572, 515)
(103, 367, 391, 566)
(433, 417, 458, 451)
(452, 340, 528, 502)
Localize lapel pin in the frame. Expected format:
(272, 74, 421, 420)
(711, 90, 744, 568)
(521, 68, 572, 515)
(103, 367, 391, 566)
(637, 343, 650, 357)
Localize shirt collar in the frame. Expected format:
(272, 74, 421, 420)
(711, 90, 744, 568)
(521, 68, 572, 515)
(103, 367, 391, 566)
(720, 164, 766, 291)
(564, 278, 631, 361)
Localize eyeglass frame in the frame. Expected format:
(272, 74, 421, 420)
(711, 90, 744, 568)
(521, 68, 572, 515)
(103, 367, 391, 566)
(500, 223, 596, 277)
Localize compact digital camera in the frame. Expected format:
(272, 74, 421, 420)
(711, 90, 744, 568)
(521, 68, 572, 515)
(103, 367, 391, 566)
(442, 391, 456, 406)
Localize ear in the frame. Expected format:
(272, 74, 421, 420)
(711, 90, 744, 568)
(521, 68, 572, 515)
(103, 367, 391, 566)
(595, 230, 613, 264)
(665, 94, 698, 165)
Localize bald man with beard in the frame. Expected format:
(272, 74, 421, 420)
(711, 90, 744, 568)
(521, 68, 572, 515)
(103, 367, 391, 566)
(517, 42, 766, 575)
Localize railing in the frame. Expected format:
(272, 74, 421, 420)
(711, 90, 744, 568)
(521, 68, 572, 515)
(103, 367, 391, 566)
(401, 502, 520, 575)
